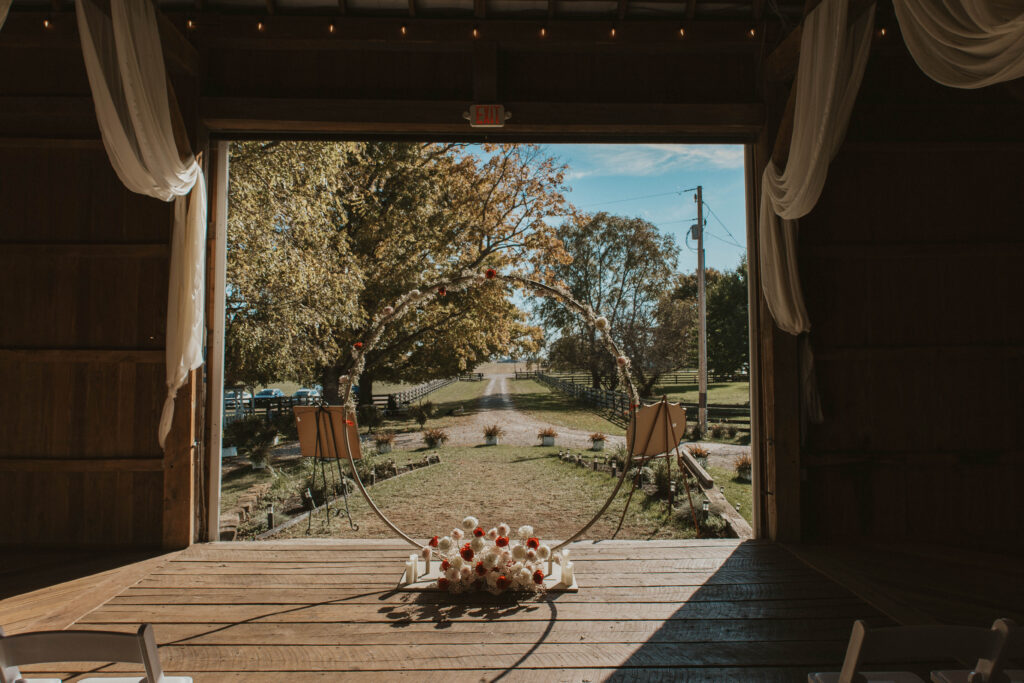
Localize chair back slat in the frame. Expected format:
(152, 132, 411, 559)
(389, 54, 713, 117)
(0, 624, 164, 683)
(860, 625, 995, 662)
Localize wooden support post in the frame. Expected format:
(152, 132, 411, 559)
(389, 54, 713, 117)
(163, 370, 197, 549)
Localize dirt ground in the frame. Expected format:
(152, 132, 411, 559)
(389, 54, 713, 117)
(388, 373, 748, 470)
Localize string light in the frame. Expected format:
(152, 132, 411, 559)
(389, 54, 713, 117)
(878, 27, 887, 37)
(610, 26, 616, 38)
(400, 25, 407, 36)
(679, 27, 685, 38)
(539, 26, 546, 38)
(186, 18, 196, 30)
(257, 20, 265, 32)
(43, 18, 52, 29)
(472, 26, 480, 38)
(747, 27, 756, 38)
(328, 23, 336, 33)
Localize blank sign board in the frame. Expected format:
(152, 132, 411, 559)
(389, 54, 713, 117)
(294, 406, 363, 460)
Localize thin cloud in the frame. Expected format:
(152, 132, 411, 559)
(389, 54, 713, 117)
(577, 144, 743, 177)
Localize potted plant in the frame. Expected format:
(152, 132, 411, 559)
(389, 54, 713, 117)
(374, 430, 395, 454)
(538, 427, 558, 447)
(589, 432, 606, 451)
(735, 454, 752, 482)
(483, 424, 505, 446)
(423, 428, 450, 449)
(243, 423, 278, 471)
(688, 444, 710, 469)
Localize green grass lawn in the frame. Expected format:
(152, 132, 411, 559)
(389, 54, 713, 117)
(377, 379, 490, 435)
(707, 465, 753, 525)
(507, 379, 626, 437)
(271, 444, 699, 541)
(653, 380, 750, 406)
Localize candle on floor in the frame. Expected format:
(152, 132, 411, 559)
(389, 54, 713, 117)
(404, 558, 414, 584)
(562, 561, 574, 587)
(407, 554, 419, 583)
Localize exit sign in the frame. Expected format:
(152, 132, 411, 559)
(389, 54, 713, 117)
(467, 104, 507, 128)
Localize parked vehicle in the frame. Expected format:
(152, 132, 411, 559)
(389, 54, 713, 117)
(255, 388, 285, 399)
(224, 390, 252, 409)
(293, 388, 320, 399)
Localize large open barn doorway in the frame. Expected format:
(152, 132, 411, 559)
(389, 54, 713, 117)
(208, 140, 757, 546)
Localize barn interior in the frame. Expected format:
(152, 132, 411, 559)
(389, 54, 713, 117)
(0, 0, 1022, 679)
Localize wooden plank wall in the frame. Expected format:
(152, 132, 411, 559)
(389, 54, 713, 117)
(796, 41, 1024, 551)
(0, 15, 202, 548)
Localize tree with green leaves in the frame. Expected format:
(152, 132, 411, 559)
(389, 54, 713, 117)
(536, 212, 690, 395)
(672, 257, 749, 376)
(226, 142, 566, 403)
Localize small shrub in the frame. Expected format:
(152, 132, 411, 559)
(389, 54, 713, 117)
(271, 412, 299, 441)
(726, 425, 738, 439)
(483, 424, 506, 438)
(538, 426, 559, 439)
(423, 428, 450, 448)
(627, 466, 655, 486)
(653, 459, 672, 497)
(357, 404, 383, 433)
(608, 444, 628, 471)
(374, 458, 397, 478)
(735, 453, 752, 477)
(410, 401, 434, 428)
(589, 432, 606, 442)
(710, 423, 727, 439)
(687, 444, 710, 469)
(373, 431, 396, 447)
(699, 513, 730, 538)
(688, 423, 703, 441)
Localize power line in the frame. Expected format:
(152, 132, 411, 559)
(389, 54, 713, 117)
(575, 189, 684, 209)
(705, 230, 744, 249)
(701, 200, 745, 249)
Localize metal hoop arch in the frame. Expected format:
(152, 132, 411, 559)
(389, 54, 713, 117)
(336, 270, 643, 554)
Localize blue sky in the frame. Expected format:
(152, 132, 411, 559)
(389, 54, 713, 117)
(539, 143, 748, 274)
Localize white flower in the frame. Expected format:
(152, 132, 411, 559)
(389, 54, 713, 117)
(461, 516, 479, 531)
(616, 355, 630, 367)
(511, 545, 527, 561)
(486, 527, 498, 540)
(421, 546, 432, 560)
(526, 549, 537, 561)
(553, 553, 562, 565)
(451, 528, 464, 540)
(595, 316, 609, 330)
(437, 536, 453, 552)
(460, 566, 472, 581)
(485, 571, 499, 587)
(445, 567, 459, 582)
(382, 305, 395, 316)
(470, 536, 485, 553)
(516, 568, 533, 587)
(537, 545, 551, 560)
(483, 552, 500, 570)
(517, 525, 534, 539)
(500, 550, 512, 564)
(409, 289, 421, 297)
(511, 561, 525, 574)
(497, 523, 510, 537)
(451, 556, 464, 571)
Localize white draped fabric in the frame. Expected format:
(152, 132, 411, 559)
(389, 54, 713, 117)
(0, 0, 12, 32)
(894, 0, 1024, 89)
(757, 0, 876, 424)
(75, 0, 207, 449)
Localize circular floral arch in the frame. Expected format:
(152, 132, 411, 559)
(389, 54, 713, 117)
(335, 268, 642, 553)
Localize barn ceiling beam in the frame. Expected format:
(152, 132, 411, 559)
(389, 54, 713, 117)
(265, 0, 276, 15)
(547, 0, 556, 20)
(337, 0, 347, 15)
(617, 0, 628, 21)
(686, 0, 697, 20)
(474, 0, 486, 20)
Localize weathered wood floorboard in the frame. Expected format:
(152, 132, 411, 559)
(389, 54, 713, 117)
(8, 539, 886, 682)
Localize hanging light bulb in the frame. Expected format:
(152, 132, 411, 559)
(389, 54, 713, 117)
(472, 25, 480, 39)
(747, 27, 756, 38)
(678, 27, 685, 38)
(257, 20, 265, 32)
(400, 25, 407, 36)
(328, 23, 336, 33)
(539, 26, 546, 38)
(186, 18, 196, 30)
(610, 26, 616, 38)
(43, 17, 53, 29)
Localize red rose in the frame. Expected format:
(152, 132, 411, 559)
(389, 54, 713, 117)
(475, 562, 487, 576)
(533, 570, 544, 584)
(354, 341, 363, 349)
(437, 287, 447, 296)
(440, 559, 450, 571)
(473, 526, 485, 537)
(438, 578, 450, 591)
(526, 537, 540, 550)
(429, 535, 439, 547)
(460, 544, 474, 561)
(495, 536, 509, 547)
(485, 268, 497, 279)
(496, 575, 511, 590)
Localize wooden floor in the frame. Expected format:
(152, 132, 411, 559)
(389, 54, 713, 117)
(4, 539, 890, 682)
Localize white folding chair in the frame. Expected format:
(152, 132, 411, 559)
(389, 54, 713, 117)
(0, 624, 191, 683)
(933, 619, 1024, 683)
(809, 619, 1007, 683)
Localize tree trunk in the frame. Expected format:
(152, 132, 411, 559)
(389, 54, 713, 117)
(358, 373, 375, 406)
(321, 366, 341, 405)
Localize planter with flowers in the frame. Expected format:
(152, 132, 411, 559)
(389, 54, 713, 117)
(374, 430, 395, 454)
(483, 424, 505, 446)
(400, 516, 578, 594)
(538, 427, 558, 447)
(590, 432, 606, 451)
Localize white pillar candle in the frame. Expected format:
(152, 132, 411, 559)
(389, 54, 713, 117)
(562, 561, 574, 587)
(409, 554, 419, 581)
(404, 559, 414, 584)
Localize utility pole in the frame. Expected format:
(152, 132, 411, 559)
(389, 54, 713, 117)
(693, 186, 707, 437)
